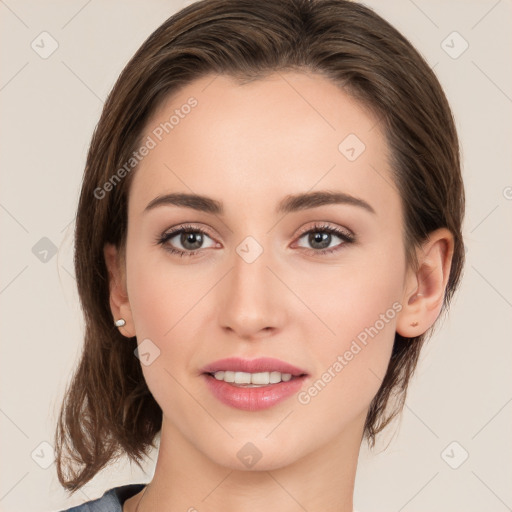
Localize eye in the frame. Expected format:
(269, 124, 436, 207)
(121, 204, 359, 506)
(294, 222, 355, 255)
(156, 224, 217, 257)
(156, 222, 355, 258)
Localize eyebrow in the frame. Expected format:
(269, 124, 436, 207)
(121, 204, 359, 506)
(144, 190, 376, 216)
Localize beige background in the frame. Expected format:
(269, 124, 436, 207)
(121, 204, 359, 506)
(1, 0, 511, 511)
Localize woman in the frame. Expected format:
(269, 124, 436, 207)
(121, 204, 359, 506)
(55, 0, 465, 510)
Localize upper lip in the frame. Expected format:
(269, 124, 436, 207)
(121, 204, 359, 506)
(201, 357, 308, 377)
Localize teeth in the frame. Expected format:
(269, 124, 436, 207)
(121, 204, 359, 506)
(212, 370, 293, 386)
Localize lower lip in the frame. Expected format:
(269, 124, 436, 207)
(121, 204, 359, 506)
(203, 373, 307, 411)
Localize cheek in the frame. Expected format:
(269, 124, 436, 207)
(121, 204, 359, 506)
(125, 255, 209, 417)
(302, 247, 403, 342)
(125, 248, 221, 394)
(295, 249, 404, 414)
(126, 247, 214, 339)
(293, 297, 399, 445)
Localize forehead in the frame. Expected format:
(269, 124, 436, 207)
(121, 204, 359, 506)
(129, 72, 396, 217)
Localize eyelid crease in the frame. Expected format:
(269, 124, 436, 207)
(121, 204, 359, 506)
(296, 221, 354, 240)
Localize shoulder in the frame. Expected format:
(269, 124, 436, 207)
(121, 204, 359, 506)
(56, 484, 147, 512)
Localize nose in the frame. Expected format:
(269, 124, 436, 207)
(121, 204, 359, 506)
(218, 244, 287, 340)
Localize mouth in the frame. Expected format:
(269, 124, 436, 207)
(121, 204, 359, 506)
(200, 357, 309, 411)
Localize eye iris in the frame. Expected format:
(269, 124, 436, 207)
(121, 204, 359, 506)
(181, 231, 203, 250)
(309, 231, 331, 249)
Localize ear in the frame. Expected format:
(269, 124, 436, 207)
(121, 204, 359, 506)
(104, 243, 135, 338)
(396, 228, 454, 338)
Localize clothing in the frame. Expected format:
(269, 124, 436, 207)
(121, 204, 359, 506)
(57, 484, 146, 512)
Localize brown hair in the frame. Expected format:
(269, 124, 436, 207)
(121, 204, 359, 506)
(54, 0, 465, 492)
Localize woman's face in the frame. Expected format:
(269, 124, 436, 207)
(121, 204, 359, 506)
(120, 72, 411, 469)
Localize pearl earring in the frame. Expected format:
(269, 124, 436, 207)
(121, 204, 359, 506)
(114, 318, 126, 327)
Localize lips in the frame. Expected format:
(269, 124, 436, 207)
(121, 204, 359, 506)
(200, 357, 308, 376)
(201, 357, 309, 411)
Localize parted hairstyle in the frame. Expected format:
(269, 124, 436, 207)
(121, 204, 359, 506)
(54, 0, 465, 492)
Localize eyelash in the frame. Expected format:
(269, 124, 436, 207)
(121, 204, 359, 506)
(156, 222, 355, 258)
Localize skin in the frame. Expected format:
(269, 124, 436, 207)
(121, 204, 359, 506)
(104, 72, 454, 512)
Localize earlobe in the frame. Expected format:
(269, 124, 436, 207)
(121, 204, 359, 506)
(103, 243, 135, 337)
(396, 228, 454, 338)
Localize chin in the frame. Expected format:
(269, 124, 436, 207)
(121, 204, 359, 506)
(198, 430, 314, 472)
